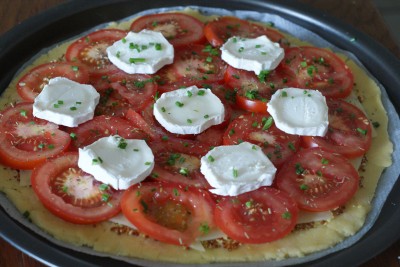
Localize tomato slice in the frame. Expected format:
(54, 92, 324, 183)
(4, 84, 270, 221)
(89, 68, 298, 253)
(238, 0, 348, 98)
(67, 115, 149, 150)
(65, 29, 127, 77)
(121, 182, 216, 246)
(214, 187, 298, 244)
(149, 138, 211, 188)
(223, 112, 300, 167)
(157, 44, 226, 93)
(130, 13, 205, 47)
(224, 66, 298, 113)
(31, 152, 123, 224)
(92, 71, 158, 116)
(275, 148, 359, 211)
(302, 99, 372, 158)
(16, 62, 90, 102)
(0, 103, 71, 169)
(204, 16, 286, 47)
(282, 47, 354, 98)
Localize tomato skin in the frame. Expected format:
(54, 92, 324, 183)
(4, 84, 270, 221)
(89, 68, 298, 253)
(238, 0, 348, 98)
(224, 66, 298, 113)
(275, 148, 359, 212)
(121, 182, 216, 246)
(204, 16, 286, 47)
(282, 46, 354, 98)
(65, 29, 127, 77)
(214, 187, 298, 244)
(130, 13, 205, 47)
(157, 44, 226, 93)
(31, 153, 123, 224)
(223, 112, 301, 167)
(149, 138, 211, 188)
(301, 99, 372, 158)
(16, 62, 90, 102)
(0, 103, 71, 169)
(67, 115, 149, 150)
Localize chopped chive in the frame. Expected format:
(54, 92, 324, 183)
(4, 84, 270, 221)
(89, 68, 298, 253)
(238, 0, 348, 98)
(145, 162, 152, 165)
(70, 106, 77, 111)
(161, 107, 166, 112)
(204, 114, 209, 119)
(356, 128, 367, 135)
(70, 132, 77, 139)
(187, 119, 192, 124)
(179, 167, 189, 176)
(20, 109, 28, 117)
(175, 101, 184, 107)
(187, 91, 193, 97)
(129, 57, 146, 63)
(155, 43, 162, 50)
(282, 211, 292, 219)
(208, 155, 215, 162)
(197, 90, 206, 96)
(300, 184, 309, 190)
(233, 168, 238, 178)
(262, 116, 273, 131)
(71, 65, 79, 72)
(321, 158, 329, 164)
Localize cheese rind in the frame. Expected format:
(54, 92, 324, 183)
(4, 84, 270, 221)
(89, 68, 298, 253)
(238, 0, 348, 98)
(200, 142, 276, 196)
(33, 77, 99, 127)
(107, 30, 174, 74)
(267, 88, 329, 136)
(220, 35, 284, 75)
(153, 86, 225, 134)
(78, 136, 154, 190)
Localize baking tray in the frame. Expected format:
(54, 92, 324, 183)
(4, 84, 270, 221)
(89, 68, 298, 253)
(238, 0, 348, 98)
(1, 0, 400, 266)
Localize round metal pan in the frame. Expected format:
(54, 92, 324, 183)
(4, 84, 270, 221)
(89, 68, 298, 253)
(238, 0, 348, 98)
(1, 0, 399, 266)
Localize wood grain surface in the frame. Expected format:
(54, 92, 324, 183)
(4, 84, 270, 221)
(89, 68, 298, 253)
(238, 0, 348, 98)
(0, 0, 399, 267)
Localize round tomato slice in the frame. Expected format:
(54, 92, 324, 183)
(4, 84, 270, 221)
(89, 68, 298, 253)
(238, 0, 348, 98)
(16, 62, 90, 102)
(204, 16, 286, 47)
(130, 13, 205, 47)
(121, 182, 216, 246)
(0, 103, 70, 169)
(149, 138, 211, 188)
(223, 112, 300, 167)
(157, 44, 226, 93)
(275, 148, 359, 212)
(282, 46, 354, 98)
(65, 29, 127, 77)
(67, 115, 149, 150)
(214, 187, 298, 244)
(302, 99, 372, 158)
(224, 66, 298, 113)
(31, 153, 123, 224)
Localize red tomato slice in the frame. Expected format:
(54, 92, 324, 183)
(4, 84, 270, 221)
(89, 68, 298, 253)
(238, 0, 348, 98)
(92, 71, 158, 116)
(0, 103, 71, 169)
(16, 62, 90, 102)
(275, 148, 359, 211)
(214, 187, 298, 244)
(125, 109, 159, 141)
(302, 99, 372, 158)
(65, 29, 127, 77)
(204, 16, 286, 47)
(224, 66, 298, 113)
(67, 115, 149, 150)
(130, 13, 205, 47)
(121, 182, 216, 246)
(282, 46, 354, 98)
(157, 44, 226, 93)
(149, 138, 211, 188)
(223, 112, 300, 167)
(31, 153, 123, 224)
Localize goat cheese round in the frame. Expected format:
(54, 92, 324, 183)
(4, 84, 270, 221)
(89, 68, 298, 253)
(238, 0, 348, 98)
(78, 135, 154, 190)
(267, 88, 329, 136)
(33, 77, 99, 127)
(153, 86, 225, 134)
(106, 29, 174, 74)
(220, 35, 284, 75)
(200, 142, 277, 196)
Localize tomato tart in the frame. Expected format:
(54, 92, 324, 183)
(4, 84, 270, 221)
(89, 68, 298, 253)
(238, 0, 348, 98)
(0, 6, 395, 266)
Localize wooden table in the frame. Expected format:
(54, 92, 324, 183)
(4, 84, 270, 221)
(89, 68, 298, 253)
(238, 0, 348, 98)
(0, 0, 399, 266)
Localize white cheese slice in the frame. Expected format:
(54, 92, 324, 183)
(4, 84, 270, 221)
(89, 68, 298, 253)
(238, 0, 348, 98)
(78, 135, 154, 190)
(200, 142, 276, 196)
(106, 29, 174, 74)
(220, 35, 284, 75)
(33, 77, 99, 127)
(267, 88, 329, 136)
(153, 86, 225, 134)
